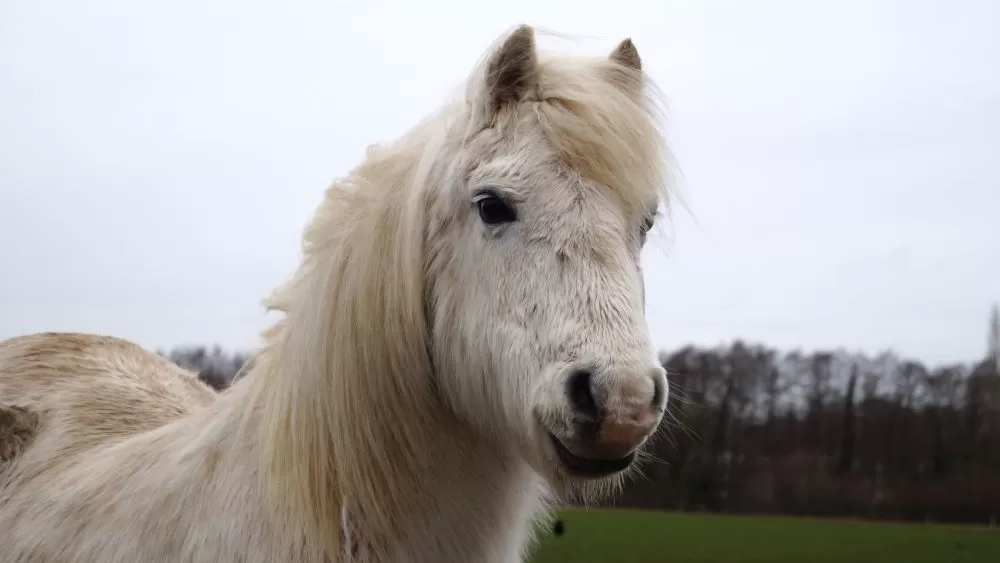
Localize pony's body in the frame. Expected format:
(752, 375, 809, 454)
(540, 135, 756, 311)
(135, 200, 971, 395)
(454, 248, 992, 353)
(0, 333, 541, 562)
(0, 25, 673, 562)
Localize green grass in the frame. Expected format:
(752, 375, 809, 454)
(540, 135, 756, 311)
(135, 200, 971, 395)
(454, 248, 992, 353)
(527, 509, 1000, 563)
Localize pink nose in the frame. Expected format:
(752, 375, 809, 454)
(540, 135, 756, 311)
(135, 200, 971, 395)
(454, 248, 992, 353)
(563, 365, 665, 459)
(595, 405, 660, 459)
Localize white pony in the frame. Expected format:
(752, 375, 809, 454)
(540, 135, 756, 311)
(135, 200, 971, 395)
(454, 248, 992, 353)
(0, 24, 672, 563)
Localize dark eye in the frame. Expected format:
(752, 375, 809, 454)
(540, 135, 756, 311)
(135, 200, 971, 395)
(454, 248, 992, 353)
(474, 194, 517, 224)
(639, 213, 656, 243)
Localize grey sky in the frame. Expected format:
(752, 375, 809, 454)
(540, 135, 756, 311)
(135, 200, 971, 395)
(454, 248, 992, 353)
(1, 0, 997, 366)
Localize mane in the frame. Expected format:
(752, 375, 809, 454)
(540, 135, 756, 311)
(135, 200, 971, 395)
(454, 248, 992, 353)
(534, 55, 671, 216)
(243, 28, 672, 558)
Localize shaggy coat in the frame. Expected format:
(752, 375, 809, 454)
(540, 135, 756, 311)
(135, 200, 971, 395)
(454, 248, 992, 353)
(0, 24, 672, 563)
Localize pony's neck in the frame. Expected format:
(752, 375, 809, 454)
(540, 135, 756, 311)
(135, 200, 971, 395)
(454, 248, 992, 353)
(234, 145, 546, 559)
(233, 326, 545, 562)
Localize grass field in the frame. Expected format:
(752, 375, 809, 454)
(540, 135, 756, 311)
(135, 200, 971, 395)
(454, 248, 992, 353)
(527, 509, 1000, 563)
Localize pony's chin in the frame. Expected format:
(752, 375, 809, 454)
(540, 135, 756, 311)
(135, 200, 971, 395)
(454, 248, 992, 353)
(538, 464, 628, 506)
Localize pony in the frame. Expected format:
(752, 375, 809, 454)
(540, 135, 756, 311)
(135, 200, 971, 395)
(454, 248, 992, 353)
(0, 24, 673, 562)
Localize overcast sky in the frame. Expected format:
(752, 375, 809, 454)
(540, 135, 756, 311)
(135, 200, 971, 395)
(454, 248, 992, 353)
(1, 0, 997, 366)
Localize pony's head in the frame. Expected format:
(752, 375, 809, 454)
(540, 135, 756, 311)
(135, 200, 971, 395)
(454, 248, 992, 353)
(254, 24, 673, 553)
(423, 25, 670, 495)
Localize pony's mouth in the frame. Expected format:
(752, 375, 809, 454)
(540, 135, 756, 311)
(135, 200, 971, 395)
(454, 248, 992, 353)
(548, 433, 636, 478)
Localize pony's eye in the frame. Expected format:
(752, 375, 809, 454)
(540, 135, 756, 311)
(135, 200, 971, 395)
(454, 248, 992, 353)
(475, 194, 517, 225)
(641, 216, 655, 234)
(639, 214, 655, 243)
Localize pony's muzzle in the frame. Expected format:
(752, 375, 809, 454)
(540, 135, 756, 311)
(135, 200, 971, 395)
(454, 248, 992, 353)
(547, 363, 666, 478)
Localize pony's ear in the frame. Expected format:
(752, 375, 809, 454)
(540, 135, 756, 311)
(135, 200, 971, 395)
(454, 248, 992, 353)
(605, 37, 643, 94)
(483, 24, 538, 122)
(609, 38, 642, 71)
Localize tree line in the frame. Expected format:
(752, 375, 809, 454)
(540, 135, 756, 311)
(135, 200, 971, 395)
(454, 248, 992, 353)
(159, 307, 1000, 525)
(615, 341, 999, 525)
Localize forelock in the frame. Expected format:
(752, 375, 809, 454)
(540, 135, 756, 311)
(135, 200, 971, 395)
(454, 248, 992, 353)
(531, 55, 671, 217)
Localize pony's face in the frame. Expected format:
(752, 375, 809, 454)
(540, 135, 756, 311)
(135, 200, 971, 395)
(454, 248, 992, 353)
(427, 27, 668, 495)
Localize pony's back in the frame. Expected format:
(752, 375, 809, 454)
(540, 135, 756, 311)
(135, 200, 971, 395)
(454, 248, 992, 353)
(0, 332, 216, 473)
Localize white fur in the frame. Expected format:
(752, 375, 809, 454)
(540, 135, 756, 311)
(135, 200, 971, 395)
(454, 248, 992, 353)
(0, 25, 673, 563)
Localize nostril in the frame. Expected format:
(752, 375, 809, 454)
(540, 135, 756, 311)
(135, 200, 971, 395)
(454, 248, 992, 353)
(651, 375, 666, 410)
(566, 370, 599, 421)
